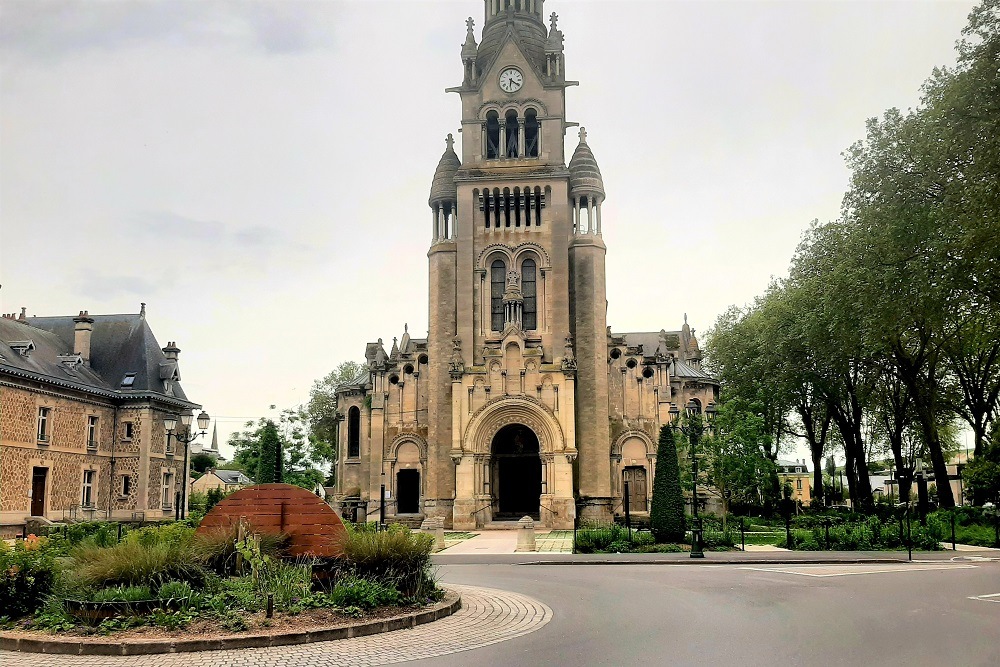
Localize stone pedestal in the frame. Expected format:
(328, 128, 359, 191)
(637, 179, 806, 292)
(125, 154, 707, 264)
(515, 515, 536, 552)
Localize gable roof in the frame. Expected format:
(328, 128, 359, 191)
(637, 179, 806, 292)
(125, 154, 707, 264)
(213, 469, 252, 485)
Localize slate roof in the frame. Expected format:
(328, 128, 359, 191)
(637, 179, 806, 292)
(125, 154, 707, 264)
(0, 312, 198, 407)
(672, 360, 715, 381)
(213, 469, 252, 485)
(477, 10, 548, 79)
(429, 135, 461, 205)
(568, 133, 605, 198)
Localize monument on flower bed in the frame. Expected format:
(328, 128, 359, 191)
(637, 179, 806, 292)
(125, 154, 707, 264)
(197, 483, 347, 558)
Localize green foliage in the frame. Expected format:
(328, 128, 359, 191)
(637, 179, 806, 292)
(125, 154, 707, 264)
(785, 515, 940, 551)
(229, 408, 330, 490)
(701, 399, 778, 518)
(89, 585, 153, 602)
(327, 577, 400, 610)
(157, 581, 194, 601)
(0, 540, 58, 618)
(191, 452, 218, 474)
(190, 525, 288, 576)
(650, 426, 686, 543)
(963, 442, 1000, 504)
(70, 526, 205, 590)
(338, 525, 436, 597)
(257, 419, 282, 484)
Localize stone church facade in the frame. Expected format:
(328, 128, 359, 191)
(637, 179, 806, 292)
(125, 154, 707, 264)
(334, 0, 718, 529)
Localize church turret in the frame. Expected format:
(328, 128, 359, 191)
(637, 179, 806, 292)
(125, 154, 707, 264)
(568, 127, 605, 235)
(429, 134, 461, 243)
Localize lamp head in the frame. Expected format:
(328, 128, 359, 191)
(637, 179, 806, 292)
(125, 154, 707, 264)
(668, 404, 680, 422)
(197, 411, 210, 431)
(685, 399, 700, 417)
(180, 412, 193, 428)
(163, 415, 178, 432)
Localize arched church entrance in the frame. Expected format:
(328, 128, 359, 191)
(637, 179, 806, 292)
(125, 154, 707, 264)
(491, 424, 542, 519)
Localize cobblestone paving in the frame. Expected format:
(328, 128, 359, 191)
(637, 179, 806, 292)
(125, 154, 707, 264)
(0, 585, 552, 667)
(536, 530, 574, 553)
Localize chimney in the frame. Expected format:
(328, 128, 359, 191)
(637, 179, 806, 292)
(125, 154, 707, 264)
(73, 311, 95, 364)
(162, 341, 180, 361)
(18, 307, 27, 322)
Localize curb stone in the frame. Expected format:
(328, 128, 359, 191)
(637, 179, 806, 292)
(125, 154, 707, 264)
(0, 590, 461, 655)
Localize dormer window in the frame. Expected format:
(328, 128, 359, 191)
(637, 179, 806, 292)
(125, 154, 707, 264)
(121, 373, 136, 388)
(9, 340, 34, 357)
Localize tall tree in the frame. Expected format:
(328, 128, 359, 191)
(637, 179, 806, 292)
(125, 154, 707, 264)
(650, 426, 686, 543)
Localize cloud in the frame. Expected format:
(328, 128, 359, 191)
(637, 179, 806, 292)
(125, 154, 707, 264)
(0, 0, 339, 62)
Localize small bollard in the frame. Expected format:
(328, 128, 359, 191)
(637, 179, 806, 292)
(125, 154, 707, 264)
(951, 512, 957, 551)
(515, 515, 536, 552)
(421, 517, 446, 551)
(740, 517, 746, 551)
(266, 593, 274, 619)
(434, 517, 446, 551)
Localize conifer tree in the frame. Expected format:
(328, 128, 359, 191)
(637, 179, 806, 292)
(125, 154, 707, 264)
(257, 419, 282, 484)
(650, 425, 686, 543)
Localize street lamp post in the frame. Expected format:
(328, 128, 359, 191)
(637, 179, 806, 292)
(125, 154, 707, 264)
(164, 410, 211, 520)
(669, 400, 717, 559)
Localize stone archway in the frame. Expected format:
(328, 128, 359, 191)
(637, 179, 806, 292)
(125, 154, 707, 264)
(490, 424, 542, 519)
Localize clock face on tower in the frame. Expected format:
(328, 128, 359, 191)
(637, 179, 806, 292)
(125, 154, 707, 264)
(498, 67, 523, 93)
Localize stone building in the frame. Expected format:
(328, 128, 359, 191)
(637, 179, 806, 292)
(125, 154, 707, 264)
(333, 1, 718, 529)
(0, 305, 202, 536)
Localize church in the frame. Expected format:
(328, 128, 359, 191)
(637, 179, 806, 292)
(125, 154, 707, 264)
(333, 0, 718, 529)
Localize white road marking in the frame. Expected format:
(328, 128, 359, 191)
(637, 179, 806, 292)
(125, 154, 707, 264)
(740, 564, 977, 578)
(968, 593, 1000, 603)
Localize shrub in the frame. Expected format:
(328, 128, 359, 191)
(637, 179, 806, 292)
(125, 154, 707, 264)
(157, 581, 193, 601)
(574, 523, 629, 553)
(70, 539, 205, 590)
(650, 426, 686, 543)
(328, 577, 400, 610)
(190, 525, 288, 575)
(337, 526, 435, 597)
(0, 541, 58, 619)
(89, 585, 153, 602)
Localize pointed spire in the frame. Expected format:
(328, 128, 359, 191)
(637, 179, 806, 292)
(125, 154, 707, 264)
(462, 16, 478, 58)
(211, 423, 218, 450)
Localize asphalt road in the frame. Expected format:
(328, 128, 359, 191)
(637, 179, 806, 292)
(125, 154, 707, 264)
(416, 559, 1000, 666)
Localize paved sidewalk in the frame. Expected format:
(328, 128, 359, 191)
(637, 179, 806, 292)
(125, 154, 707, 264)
(0, 585, 552, 667)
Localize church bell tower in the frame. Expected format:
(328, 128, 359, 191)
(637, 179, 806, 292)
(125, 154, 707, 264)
(425, 0, 614, 528)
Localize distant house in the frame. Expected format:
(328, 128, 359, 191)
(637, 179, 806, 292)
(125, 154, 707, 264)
(0, 305, 202, 537)
(777, 459, 812, 505)
(191, 469, 252, 494)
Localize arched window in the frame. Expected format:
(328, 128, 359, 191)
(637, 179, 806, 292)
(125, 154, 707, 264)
(522, 259, 537, 330)
(525, 109, 539, 158)
(486, 111, 500, 159)
(347, 406, 360, 458)
(505, 110, 519, 158)
(491, 259, 506, 332)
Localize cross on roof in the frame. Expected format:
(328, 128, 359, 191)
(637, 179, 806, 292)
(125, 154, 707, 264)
(466, 17, 475, 32)
(446, 133, 455, 150)
(579, 127, 588, 142)
(549, 12, 559, 31)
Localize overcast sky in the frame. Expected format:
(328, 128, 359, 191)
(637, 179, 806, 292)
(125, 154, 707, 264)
(0, 0, 978, 460)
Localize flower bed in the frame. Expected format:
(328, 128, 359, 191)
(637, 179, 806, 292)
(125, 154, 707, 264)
(0, 522, 440, 638)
